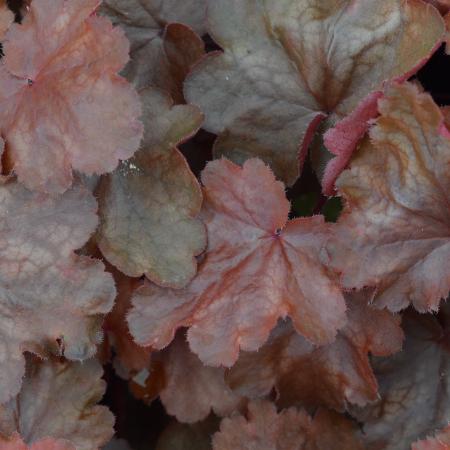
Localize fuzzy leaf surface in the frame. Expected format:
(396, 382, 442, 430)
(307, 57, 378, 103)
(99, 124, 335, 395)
(327, 82, 450, 312)
(0, 0, 143, 193)
(212, 400, 364, 450)
(0, 182, 115, 404)
(159, 333, 243, 423)
(0, 357, 114, 450)
(129, 158, 346, 367)
(185, 0, 443, 191)
(227, 291, 403, 411)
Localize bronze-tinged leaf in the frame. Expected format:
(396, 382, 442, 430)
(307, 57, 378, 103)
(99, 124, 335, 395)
(103, 269, 151, 379)
(351, 309, 450, 450)
(0, 356, 114, 450)
(158, 333, 243, 423)
(101, 0, 206, 95)
(0, 0, 143, 193)
(227, 291, 403, 412)
(212, 400, 365, 450)
(327, 82, 450, 312)
(97, 88, 206, 288)
(128, 158, 346, 367)
(185, 0, 444, 193)
(0, 181, 115, 404)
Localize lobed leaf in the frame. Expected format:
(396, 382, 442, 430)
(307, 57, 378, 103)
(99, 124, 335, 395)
(227, 291, 404, 411)
(351, 309, 450, 450)
(0, 356, 114, 450)
(97, 88, 206, 288)
(0, 0, 143, 193)
(185, 0, 444, 193)
(158, 333, 243, 423)
(212, 400, 365, 450)
(101, 0, 206, 95)
(128, 158, 346, 367)
(327, 82, 450, 312)
(0, 181, 115, 404)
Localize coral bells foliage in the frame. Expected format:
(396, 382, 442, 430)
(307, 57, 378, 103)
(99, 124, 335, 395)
(0, 0, 450, 449)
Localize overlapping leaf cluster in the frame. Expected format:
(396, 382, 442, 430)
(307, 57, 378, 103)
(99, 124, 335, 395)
(0, 0, 448, 449)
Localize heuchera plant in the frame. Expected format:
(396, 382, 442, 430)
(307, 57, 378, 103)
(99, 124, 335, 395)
(0, 0, 448, 449)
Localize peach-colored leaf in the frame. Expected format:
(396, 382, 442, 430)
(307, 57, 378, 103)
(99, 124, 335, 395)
(212, 400, 365, 450)
(351, 309, 450, 450)
(158, 332, 243, 423)
(327, 82, 450, 312)
(0, 356, 114, 450)
(128, 158, 346, 367)
(185, 0, 444, 191)
(413, 426, 450, 450)
(101, 0, 206, 95)
(0, 433, 75, 450)
(227, 291, 403, 411)
(0, 0, 143, 193)
(97, 88, 206, 288)
(0, 181, 115, 404)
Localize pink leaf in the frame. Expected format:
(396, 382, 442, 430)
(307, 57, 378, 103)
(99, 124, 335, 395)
(0, 0, 143, 193)
(0, 181, 115, 403)
(212, 400, 365, 450)
(128, 158, 346, 367)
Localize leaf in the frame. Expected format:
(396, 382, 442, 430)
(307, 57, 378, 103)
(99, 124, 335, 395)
(158, 332, 243, 423)
(101, 0, 206, 95)
(97, 88, 206, 288)
(351, 309, 450, 450)
(426, 0, 450, 14)
(413, 426, 450, 450)
(185, 0, 444, 191)
(128, 158, 346, 367)
(0, 0, 143, 193)
(0, 1, 13, 40)
(0, 181, 115, 404)
(0, 433, 75, 450)
(212, 400, 365, 450)
(326, 82, 450, 312)
(0, 356, 114, 450)
(103, 268, 151, 379)
(227, 291, 403, 412)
